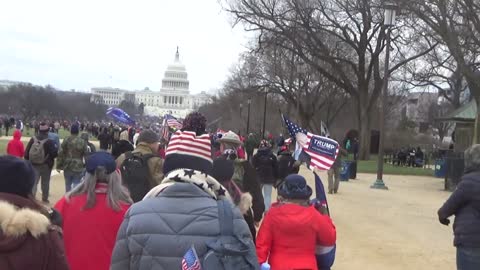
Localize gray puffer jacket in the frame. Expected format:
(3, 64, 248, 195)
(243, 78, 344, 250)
(110, 182, 258, 269)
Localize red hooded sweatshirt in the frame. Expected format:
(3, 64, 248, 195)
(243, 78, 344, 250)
(256, 202, 336, 270)
(7, 130, 25, 158)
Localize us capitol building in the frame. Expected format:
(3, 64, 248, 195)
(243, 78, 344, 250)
(90, 48, 211, 118)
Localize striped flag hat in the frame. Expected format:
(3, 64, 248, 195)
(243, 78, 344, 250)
(164, 130, 213, 175)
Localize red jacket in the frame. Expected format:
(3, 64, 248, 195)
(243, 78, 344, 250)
(54, 184, 130, 270)
(256, 203, 336, 270)
(7, 130, 25, 158)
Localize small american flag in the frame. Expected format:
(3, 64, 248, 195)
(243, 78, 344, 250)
(160, 117, 170, 141)
(282, 114, 339, 171)
(165, 114, 183, 130)
(182, 245, 202, 270)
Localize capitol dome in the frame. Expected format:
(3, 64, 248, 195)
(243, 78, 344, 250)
(161, 48, 189, 92)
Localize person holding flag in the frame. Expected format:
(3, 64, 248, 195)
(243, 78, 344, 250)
(256, 174, 336, 270)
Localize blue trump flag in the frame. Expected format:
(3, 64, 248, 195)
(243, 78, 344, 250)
(106, 107, 135, 125)
(312, 172, 336, 269)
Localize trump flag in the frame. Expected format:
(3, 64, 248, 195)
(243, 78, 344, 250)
(282, 114, 339, 171)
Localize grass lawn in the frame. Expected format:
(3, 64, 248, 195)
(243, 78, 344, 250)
(356, 159, 434, 177)
(0, 128, 97, 141)
(0, 140, 6, 155)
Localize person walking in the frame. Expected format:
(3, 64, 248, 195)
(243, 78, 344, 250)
(438, 144, 480, 270)
(57, 123, 88, 192)
(214, 131, 265, 242)
(252, 140, 278, 211)
(110, 128, 258, 269)
(116, 129, 163, 202)
(7, 129, 25, 158)
(98, 128, 110, 151)
(276, 144, 300, 188)
(24, 123, 58, 203)
(54, 151, 132, 270)
(48, 127, 60, 152)
(111, 130, 134, 159)
(80, 132, 96, 155)
(327, 144, 347, 194)
(256, 174, 337, 270)
(0, 156, 69, 270)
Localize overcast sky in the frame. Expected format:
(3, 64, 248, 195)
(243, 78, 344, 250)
(0, 0, 249, 94)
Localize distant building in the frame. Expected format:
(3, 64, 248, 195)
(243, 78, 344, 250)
(401, 92, 439, 132)
(90, 48, 210, 118)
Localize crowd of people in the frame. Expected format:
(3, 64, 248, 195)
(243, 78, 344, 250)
(0, 111, 337, 270)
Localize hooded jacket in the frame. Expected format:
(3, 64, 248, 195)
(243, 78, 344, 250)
(110, 169, 258, 270)
(438, 171, 480, 247)
(7, 130, 25, 158)
(0, 193, 69, 270)
(256, 202, 336, 270)
(252, 148, 278, 184)
(54, 184, 130, 270)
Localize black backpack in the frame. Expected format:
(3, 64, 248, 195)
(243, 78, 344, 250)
(120, 152, 155, 202)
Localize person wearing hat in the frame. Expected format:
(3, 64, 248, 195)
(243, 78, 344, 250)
(111, 129, 258, 269)
(256, 174, 336, 270)
(54, 152, 132, 270)
(57, 123, 88, 192)
(252, 139, 278, 211)
(116, 129, 164, 201)
(24, 122, 58, 203)
(215, 130, 265, 242)
(0, 156, 69, 270)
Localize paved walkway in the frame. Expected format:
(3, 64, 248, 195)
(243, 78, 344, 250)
(42, 167, 456, 269)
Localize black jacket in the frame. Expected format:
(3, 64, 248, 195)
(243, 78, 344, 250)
(277, 151, 299, 184)
(252, 148, 278, 184)
(24, 133, 58, 168)
(112, 140, 134, 159)
(98, 132, 110, 150)
(438, 171, 480, 247)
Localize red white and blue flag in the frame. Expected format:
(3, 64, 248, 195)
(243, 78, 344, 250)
(165, 114, 183, 130)
(282, 114, 339, 171)
(181, 245, 202, 270)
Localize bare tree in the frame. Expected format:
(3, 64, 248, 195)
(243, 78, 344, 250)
(224, 0, 436, 159)
(406, 0, 480, 140)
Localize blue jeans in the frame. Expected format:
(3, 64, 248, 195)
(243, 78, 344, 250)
(63, 170, 83, 192)
(457, 247, 480, 270)
(262, 184, 273, 211)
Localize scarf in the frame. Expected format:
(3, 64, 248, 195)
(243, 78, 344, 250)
(144, 169, 232, 201)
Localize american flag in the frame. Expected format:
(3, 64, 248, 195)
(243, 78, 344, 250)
(160, 117, 170, 141)
(165, 114, 183, 129)
(282, 114, 339, 171)
(166, 130, 212, 162)
(181, 246, 202, 270)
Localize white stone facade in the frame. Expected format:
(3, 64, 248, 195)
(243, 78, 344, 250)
(90, 49, 210, 118)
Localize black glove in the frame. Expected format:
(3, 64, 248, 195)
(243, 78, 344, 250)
(439, 217, 450, 226)
(48, 208, 63, 227)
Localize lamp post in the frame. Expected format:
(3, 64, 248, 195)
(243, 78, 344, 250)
(246, 98, 251, 134)
(296, 61, 306, 120)
(262, 88, 268, 139)
(239, 103, 243, 136)
(371, 2, 397, 190)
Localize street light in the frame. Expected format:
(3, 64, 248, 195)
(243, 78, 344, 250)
(296, 61, 306, 120)
(246, 98, 251, 134)
(239, 103, 243, 136)
(262, 88, 268, 139)
(371, 2, 397, 190)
